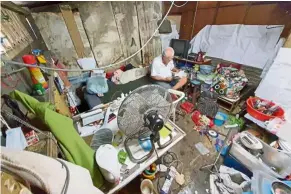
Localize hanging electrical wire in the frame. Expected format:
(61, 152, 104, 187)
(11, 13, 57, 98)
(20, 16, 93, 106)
(1, 67, 26, 77)
(190, 2, 199, 39)
(1, 1, 175, 74)
(172, 1, 188, 8)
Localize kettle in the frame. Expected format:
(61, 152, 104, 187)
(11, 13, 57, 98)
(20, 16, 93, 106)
(195, 51, 204, 62)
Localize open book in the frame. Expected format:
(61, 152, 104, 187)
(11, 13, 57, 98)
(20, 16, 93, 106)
(174, 70, 187, 78)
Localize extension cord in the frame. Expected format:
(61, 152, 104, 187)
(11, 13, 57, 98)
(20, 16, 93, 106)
(160, 166, 176, 194)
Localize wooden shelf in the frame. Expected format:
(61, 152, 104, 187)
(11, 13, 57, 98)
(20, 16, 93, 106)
(174, 57, 212, 64)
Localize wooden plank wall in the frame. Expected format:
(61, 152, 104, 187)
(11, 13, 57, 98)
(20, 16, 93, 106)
(136, 1, 162, 65)
(31, 5, 80, 76)
(164, 1, 291, 40)
(30, 1, 162, 71)
(111, 1, 142, 66)
(77, 2, 123, 67)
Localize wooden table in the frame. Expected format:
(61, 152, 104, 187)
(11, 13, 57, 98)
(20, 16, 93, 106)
(217, 95, 240, 113)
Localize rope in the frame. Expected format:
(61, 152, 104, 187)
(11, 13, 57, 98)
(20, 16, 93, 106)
(172, 1, 188, 7)
(1, 2, 175, 74)
(56, 159, 70, 194)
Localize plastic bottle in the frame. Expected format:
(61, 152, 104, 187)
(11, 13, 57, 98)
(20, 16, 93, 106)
(22, 55, 48, 89)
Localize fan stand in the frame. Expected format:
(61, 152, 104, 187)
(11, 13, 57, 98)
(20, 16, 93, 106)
(124, 136, 155, 163)
(124, 127, 174, 163)
(199, 124, 239, 173)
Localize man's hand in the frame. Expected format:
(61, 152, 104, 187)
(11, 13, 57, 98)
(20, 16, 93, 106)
(165, 77, 173, 82)
(172, 67, 180, 73)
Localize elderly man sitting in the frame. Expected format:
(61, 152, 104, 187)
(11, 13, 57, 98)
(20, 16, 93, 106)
(151, 47, 187, 90)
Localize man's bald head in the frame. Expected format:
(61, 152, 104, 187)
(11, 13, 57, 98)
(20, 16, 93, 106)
(162, 47, 175, 58)
(162, 47, 174, 65)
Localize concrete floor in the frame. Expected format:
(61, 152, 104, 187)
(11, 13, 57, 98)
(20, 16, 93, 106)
(119, 111, 230, 194)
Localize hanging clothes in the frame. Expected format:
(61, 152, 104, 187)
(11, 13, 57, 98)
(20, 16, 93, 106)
(9, 90, 104, 188)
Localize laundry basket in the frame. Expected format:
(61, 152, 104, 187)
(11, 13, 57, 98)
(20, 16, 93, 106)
(197, 91, 219, 118)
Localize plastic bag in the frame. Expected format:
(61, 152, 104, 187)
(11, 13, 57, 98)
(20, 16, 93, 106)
(86, 76, 108, 94)
(210, 165, 251, 194)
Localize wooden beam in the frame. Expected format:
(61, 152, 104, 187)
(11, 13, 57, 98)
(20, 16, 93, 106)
(284, 30, 291, 48)
(212, 2, 221, 24)
(242, 2, 252, 24)
(163, 1, 197, 15)
(1, 1, 30, 16)
(59, 4, 85, 58)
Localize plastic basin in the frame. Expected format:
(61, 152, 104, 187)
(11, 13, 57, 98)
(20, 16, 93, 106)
(214, 112, 228, 126)
(246, 97, 285, 121)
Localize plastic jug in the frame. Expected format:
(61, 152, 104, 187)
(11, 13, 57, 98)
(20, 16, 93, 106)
(95, 144, 120, 184)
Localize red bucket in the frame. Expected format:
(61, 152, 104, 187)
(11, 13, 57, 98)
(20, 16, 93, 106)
(246, 97, 284, 121)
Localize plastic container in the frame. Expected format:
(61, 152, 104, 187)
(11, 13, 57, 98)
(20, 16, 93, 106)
(230, 132, 291, 179)
(199, 65, 214, 75)
(192, 110, 203, 126)
(246, 97, 285, 121)
(140, 179, 154, 194)
(278, 139, 291, 153)
(22, 55, 48, 89)
(180, 101, 194, 113)
(95, 144, 120, 184)
(214, 112, 228, 126)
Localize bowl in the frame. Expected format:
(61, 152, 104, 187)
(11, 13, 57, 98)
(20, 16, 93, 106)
(271, 181, 291, 194)
(200, 65, 214, 75)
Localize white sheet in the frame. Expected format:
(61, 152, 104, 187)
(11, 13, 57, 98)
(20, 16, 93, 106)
(190, 25, 284, 69)
(255, 48, 291, 120)
(160, 25, 179, 51)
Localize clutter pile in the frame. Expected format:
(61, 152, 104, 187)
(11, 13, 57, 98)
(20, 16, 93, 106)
(2, 45, 291, 194)
(1, 51, 189, 194)
(246, 97, 285, 121)
(174, 52, 291, 194)
(212, 64, 248, 99)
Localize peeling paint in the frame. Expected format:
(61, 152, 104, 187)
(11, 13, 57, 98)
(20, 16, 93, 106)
(111, 1, 141, 66)
(78, 1, 123, 66)
(32, 9, 80, 76)
(73, 12, 93, 58)
(31, 2, 162, 69)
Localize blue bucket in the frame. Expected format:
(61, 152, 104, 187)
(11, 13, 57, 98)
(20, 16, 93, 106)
(214, 112, 228, 126)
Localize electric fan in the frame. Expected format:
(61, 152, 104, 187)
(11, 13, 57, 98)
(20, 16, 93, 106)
(117, 85, 173, 163)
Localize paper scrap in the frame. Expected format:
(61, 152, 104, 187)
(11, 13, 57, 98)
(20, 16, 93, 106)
(159, 123, 173, 138)
(77, 57, 96, 70)
(174, 70, 187, 78)
(195, 142, 210, 155)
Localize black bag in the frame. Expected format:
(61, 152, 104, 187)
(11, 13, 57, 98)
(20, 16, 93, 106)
(157, 18, 172, 34)
(197, 91, 219, 118)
